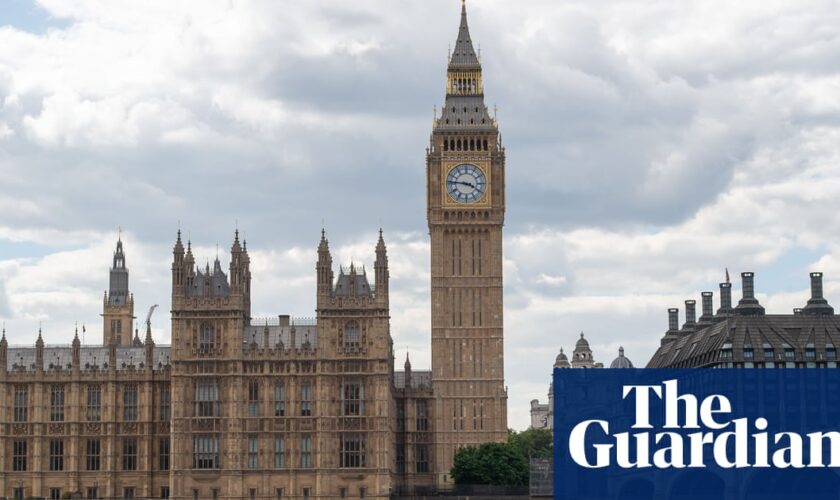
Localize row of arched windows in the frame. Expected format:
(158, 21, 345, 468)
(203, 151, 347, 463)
(443, 137, 489, 151)
(443, 211, 491, 221)
(451, 78, 479, 94)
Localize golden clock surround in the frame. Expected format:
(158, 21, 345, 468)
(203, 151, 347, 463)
(441, 159, 492, 208)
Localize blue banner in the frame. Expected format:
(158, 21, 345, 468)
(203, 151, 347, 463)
(553, 369, 840, 500)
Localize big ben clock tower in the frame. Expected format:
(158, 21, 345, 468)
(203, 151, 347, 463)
(428, 1, 507, 485)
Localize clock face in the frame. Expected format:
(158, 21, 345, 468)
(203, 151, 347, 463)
(446, 163, 487, 203)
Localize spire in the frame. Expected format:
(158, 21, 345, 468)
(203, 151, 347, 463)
(144, 320, 154, 345)
(113, 232, 125, 269)
(316, 229, 334, 298)
(449, 0, 480, 69)
(232, 228, 242, 252)
(319, 228, 329, 253)
(108, 233, 129, 305)
(376, 228, 386, 253)
(185, 239, 194, 266)
(174, 228, 184, 254)
(375, 228, 389, 300)
(725, 267, 730, 284)
(404, 351, 413, 387)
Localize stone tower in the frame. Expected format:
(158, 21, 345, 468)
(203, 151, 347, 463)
(427, 1, 507, 486)
(168, 230, 252, 498)
(102, 234, 135, 345)
(314, 230, 395, 492)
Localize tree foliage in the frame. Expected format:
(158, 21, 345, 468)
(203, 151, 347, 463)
(509, 427, 552, 459)
(451, 428, 553, 486)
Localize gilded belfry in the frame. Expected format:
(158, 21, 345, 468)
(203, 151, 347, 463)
(426, 0, 509, 486)
(0, 3, 507, 498)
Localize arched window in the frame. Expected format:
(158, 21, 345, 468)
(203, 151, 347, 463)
(199, 323, 215, 352)
(344, 321, 360, 349)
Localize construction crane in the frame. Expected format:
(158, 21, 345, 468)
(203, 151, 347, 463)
(146, 304, 159, 330)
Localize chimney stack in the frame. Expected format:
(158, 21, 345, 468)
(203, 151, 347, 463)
(742, 272, 755, 299)
(811, 272, 824, 299)
(718, 282, 732, 314)
(683, 300, 696, 329)
(735, 272, 765, 315)
(802, 272, 834, 315)
(701, 292, 714, 317)
(661, 308, 681, 346)
(668, 308, 679, 332)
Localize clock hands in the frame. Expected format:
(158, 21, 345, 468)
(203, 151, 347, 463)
(447, 179, 476, 189)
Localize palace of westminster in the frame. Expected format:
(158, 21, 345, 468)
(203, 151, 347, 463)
(0, 3, 508, 499)
(5, 2, 840, 500)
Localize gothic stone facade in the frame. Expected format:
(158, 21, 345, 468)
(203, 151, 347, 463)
(0, 4, 506, 499)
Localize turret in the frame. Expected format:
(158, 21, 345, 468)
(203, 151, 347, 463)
(316, 230, 334, 299)
(375, 229, 389, 303)
(103, 234, 135, 345)
(404, 352, 412, 388)
(72, 326, 81, 371)
(230, 229, 249, 295)
(107, 235, 129, 305)
(144, 320, 155, 371)
(35, 328, 44, 374)
(172, 229, 185, 295)
(184, 239, 196, 291)
(0, 327, 7, 379)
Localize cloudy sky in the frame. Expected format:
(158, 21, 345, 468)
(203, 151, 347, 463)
(2, 0, 840, 430)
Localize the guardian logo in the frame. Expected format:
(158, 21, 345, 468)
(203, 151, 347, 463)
(567, 379, 840, 469)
